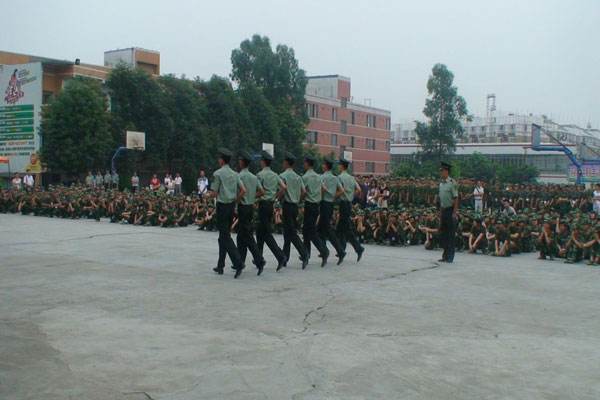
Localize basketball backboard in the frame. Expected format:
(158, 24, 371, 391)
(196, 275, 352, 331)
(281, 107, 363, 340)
(126, 131, 145, 151)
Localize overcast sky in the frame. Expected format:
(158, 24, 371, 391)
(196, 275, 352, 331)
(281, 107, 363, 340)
(2, 0, 598, 127)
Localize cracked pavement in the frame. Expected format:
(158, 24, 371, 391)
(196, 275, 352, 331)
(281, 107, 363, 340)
(1, 214, 600, 399)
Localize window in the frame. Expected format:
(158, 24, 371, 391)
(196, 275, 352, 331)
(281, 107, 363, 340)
(385, 140, 390, 151)
(367, 115, 377, 128)
(331, 134, 338, 146)
(42, 91, 54, 105)
(307, 103, 319, 118)
(365, 162, 375, 173)
(385, 118, 391, 130)
(366, 138, 376, 150)
(350, 136, 355, 148)
(341, 97, 348, 108)
(385, 163, 390, 173)
(332, 108, 337, 121)
(341, 120, 347, 134)
(305, 131, 318, 144)
(351, 111, 355, 125)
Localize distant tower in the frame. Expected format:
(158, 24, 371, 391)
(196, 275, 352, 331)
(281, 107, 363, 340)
(486, 94, 496, 138)
(486, 94, 496, 120)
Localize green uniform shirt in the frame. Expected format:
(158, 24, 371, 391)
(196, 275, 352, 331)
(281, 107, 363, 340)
(338, 170, 358, 202)
(257, 167, 282, 202)
(280, 168, 304, 204)
(322, 170, 341, 203)
(212, 164, 243, 204)
(238, 168, 262, 205)
(302, 168, 322, 204)
(439, 177, 458, 208)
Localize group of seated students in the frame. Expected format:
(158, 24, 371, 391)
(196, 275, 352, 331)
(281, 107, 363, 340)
(2, 181, 599, 265)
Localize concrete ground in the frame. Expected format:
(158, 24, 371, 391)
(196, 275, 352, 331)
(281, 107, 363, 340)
(1, 214, 599, 400)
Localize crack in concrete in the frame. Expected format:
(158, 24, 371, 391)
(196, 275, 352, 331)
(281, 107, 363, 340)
(122, 391, 155, 400)
(2, 231, 163, 247)
(375, 262, 440, 281)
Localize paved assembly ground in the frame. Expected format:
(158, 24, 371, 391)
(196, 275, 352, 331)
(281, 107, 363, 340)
(1, 214, 599, 400)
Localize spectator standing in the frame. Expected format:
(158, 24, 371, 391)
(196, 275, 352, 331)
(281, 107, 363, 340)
(95, 171, 104, 189)
(23, 170, 35, 191)
(473, 181, 485, 212)
(103, 170, 112, 190)
(11, 173, 22, 190)
(85, 171, 94, 187)
(131, 172, 140, 193)
(111, 171, 119, 190)
(593, 183, 600, 215)
(197, 169, 209, 198)
(174, 173, 183, 195)
(150, 174, 160, 191)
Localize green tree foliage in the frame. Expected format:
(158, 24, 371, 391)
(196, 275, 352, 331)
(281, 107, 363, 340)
(231, 34, 308, 156)
(392, 153, 539, 183)
(41, 77, 113, 174)
(415, 64, 469, 161)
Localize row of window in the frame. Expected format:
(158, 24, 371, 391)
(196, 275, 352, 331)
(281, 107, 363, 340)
(306, 102, 391, 130)
(468, 124, 530, 134)
(305, 131, 390, 150)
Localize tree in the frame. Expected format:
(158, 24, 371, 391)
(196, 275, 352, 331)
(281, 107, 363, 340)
(41, 77, 113, 175)
(416, 64, 469, 161)
(231, 35, 308, 156)
(105, 65, 174, 174)
(457, 152, 496, 181)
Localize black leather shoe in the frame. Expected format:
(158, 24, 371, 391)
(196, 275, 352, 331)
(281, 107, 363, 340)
(213, 267, 224, 275)
(320, 254, 328, 268)
(276, 258, 286, 272)
(337, 252, 346, 266)
(357, 247, 365, 262)
(438, 259, 446, 263)
(256, 260, 266, 276)
(234, 264, 245, 279)
(302, 257, 309, 270)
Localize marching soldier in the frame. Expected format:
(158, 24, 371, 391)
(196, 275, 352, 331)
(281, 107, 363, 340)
(319, 157, 345, 265)
(302, 154, 329, 267)
(256, 151, 287, 271)
(278, 152, 309, 270)
(438, 161, 459, 263)
(211, 148, 246, 278)
(236, 151, 267, 275)
(336, 157, 365, 262)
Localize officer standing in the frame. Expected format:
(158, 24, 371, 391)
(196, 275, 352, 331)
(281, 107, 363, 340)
(302, 154, 329, 267)
(256, 151, 287, 271)
(319, 157, 345, 265)
(278, 152, 309, 270)
(438, 161, 459, 263)
(336, 158, 365, 262)
(236, 151, 267, 275)
(211, 148, 246, 278)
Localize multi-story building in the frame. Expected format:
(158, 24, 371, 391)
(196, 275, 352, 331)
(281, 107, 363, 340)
(0, 48, 160, 174)
(391, 113, 600, 182)
(304, 75, 391, 175)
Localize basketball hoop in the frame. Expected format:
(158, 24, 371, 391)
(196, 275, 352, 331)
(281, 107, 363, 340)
(126, 131, 146, 151)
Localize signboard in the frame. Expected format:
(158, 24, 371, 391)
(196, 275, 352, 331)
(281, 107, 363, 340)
(567, 163, 600, 183)
(262, 142, 274, 157)
(343, 150, 353, 162)
(0, 62, 42, 173)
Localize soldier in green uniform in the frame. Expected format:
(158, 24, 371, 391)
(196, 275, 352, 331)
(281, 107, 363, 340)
(438, 162, 459, 263)
(336, 157, 365, 262)
(236, 151, 267, 275)
(211, 148, 246, 278)
(256, 151, 287, 271)
(277, 152, 309, 270)
(302, 154, 329, 267)
(319, 157, 345, 264)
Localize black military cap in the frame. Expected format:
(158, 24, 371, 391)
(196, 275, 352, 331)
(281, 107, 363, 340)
(284, 152, 296, 162)
(339, 157, 350, 166)
(260, 150, 274, 161)
(440, 161, 452, 171)
(304, 154, 317, 163)
(218, 147, 233, 158)
(238, 150, 253, 162)
(323, 156, 336, 165)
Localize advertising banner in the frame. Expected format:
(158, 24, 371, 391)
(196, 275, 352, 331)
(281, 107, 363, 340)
(567, 163, 600, 183)
(0, 62, 42, 173)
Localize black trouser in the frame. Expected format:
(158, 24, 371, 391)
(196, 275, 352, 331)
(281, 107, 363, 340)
(440, 207, 456, 262)
(256, 200, 286, 263)
(216, 202, 243, 270)
(236, 204, 264, 265)
(318, 201, 344, 256)
(303, 202, 329, 259)
(282, 202, 308, 261)
(336, 200, 362, 253)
